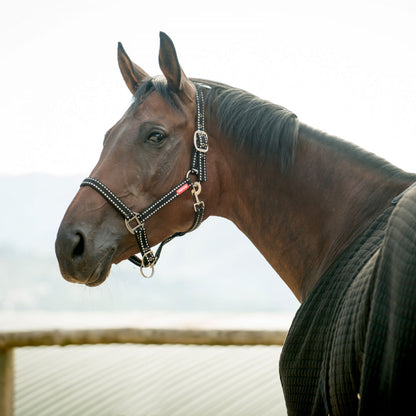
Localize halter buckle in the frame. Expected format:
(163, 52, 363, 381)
(194, 130, 209, 153)
(125, 214, 144, 234)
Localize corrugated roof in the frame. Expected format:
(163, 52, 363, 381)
(15, 344, 287, 415)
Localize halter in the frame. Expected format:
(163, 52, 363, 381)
(81, 83, 208, 278)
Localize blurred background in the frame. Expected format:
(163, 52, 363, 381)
(1, 0, 416, 414)
(1, 0, 416, 320)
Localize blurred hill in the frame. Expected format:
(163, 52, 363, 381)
(0, 174, 298, 313)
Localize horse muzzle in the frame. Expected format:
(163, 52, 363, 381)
(55, 221, 115, 286)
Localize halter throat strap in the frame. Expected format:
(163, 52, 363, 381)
(80, 83, 208, 278)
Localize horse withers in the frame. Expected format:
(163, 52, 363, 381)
(55, 33, 416, 415)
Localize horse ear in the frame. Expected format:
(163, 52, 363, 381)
(158, 32, 194, 101)
(117, 42, 150, 95)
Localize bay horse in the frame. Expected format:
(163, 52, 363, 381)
(55, 33, 416, 415)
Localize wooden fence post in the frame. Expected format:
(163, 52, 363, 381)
(0, 348, 14, 416)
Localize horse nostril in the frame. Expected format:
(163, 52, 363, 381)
(71, 232, 85, 259)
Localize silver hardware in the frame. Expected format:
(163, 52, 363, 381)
(125, 215, 143, 234)
(140, 263, 155, 278)
(193, 200, 205, 212)
(192, 181, 202, 197)
(191, 182, 205, 212)
(194, 130, 209, 153)
(186, 169, 199, 179)
(139, 250, 155, 278)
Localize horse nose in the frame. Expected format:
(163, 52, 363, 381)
(55, 223, 88, 283)
(71, 231, 85, 260)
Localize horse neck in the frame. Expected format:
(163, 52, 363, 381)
(211, 123, 415, 302)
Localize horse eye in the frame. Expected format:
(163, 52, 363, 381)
(147, 132, 166, 144)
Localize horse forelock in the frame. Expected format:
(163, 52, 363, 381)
(130, 76, 179, 113)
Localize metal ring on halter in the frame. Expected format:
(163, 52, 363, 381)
(140, 263, 155, 278)
(186, 169, 199, 179)
(140, 250, 156, 278)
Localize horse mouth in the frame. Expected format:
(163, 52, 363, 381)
(84, 249, 115, 287)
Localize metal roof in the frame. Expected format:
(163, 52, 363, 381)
(15, 344, 287, 415)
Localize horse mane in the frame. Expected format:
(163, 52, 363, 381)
(194, 79, 300, 172)
(195, 80, 412, 180)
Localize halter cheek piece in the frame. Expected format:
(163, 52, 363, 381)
(81, 84, 209, 278)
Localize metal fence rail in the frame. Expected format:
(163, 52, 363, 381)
(0, 327, 287, 416)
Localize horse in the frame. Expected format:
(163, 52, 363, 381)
(55, 32, 416, 415)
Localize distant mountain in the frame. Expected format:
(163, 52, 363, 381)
(0, 174, 299, 312)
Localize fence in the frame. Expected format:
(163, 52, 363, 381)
(0, 327, 287, 416)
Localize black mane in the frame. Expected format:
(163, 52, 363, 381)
(196, 79, 299, 172)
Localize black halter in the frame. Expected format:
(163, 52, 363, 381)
(81, 83, 209, 278)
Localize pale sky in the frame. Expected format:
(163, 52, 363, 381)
(1, 0, 416, 175)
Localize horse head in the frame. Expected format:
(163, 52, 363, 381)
(55, 33, 214, 286)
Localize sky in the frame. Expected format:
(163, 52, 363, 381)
(1, 0, 416, 176)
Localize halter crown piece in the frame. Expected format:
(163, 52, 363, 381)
(81, 83, 208, 278)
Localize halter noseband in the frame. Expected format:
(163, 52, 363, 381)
(81, 83, 209, 278)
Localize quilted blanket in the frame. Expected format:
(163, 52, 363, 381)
(280, 183, 416, 415)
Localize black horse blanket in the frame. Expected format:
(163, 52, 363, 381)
(280, 183, 416, 415)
